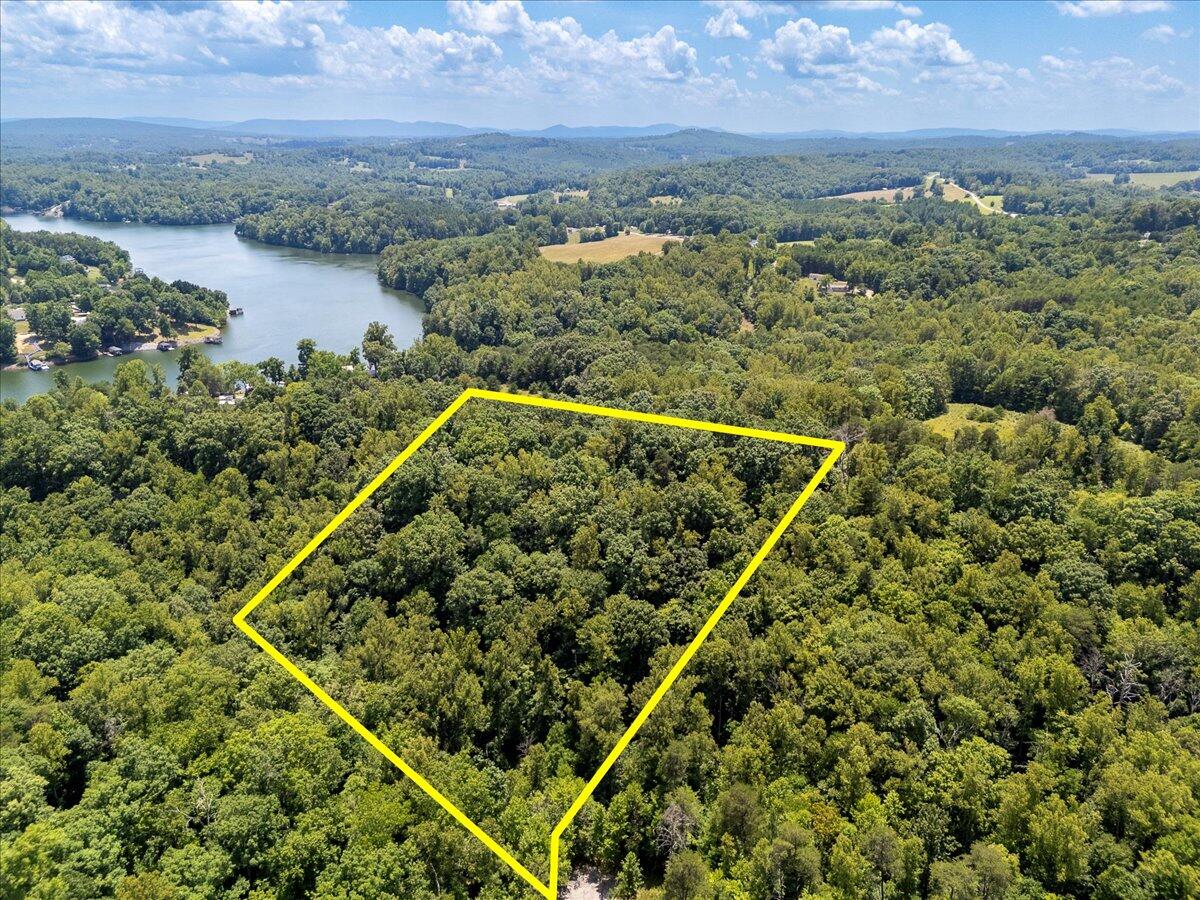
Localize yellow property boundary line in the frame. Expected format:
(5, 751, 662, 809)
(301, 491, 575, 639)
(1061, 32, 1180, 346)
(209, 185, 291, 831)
(233, 388, 844, 898)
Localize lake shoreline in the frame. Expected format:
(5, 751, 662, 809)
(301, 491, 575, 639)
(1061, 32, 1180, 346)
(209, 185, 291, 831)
(1, 215, 423, 403)
(4, 323, 222, 372)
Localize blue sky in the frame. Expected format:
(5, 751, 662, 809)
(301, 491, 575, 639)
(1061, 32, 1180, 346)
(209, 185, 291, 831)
(1, 1, 1197, 131)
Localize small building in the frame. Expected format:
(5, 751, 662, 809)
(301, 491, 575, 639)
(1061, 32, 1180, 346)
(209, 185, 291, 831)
(157, 340, 177, 351)
(228, 306, 244, 316)
(7, 307, 26, 322)
(217, 394, 237, 406)
(58, 254, 77, 265)
(106, 346, 124, 356)
(807, 273, 851, 294)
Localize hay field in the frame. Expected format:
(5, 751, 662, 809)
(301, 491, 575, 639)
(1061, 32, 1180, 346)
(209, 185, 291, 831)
(540, 233, 683, 263)
(1084, 171, 1199, 187)
(823, 186, 917, 202)
(940, 181, 1004, 214)
(184, 153, 253, 166)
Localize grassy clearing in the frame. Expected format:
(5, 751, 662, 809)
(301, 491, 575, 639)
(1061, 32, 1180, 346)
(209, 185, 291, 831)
(822, 186, 917, 202)
(1084, 171, 1199, 188)
(15, 328, 39, 356)
(980, 194, 1005, 211)
(649, 195, 683, 206)
(540, 233, 683, 263)
(939, 182, 971, 202)
(184, 153, 253, 166)
(926, 403, 1022, 440)
(167, 322, 221, 342)
(495, 189, 589, 208)
(940, 181, 1003, 215)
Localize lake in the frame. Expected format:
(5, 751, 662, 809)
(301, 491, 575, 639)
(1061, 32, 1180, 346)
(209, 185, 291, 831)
(1, 214, 424, 403)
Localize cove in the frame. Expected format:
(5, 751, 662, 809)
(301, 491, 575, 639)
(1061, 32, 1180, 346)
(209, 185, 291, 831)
(1, 214, 424, 404)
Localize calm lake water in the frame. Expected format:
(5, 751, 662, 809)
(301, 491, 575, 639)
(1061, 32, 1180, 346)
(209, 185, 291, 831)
(1, 214, 424, 403)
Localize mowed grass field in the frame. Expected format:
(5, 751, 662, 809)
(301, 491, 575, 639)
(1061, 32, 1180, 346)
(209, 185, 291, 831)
(940, 181, 1005, 215)
(540, 233, 683, 263)
(496, 189, 589, 207)
(823, 186, 918, 202)
(184, 153, 253, 166)
(1084, 171, 1199, 187)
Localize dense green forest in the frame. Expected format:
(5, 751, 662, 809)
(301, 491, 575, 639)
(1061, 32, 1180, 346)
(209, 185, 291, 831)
(4, 124, 1197, 253)
(2, 126, 1200, 900)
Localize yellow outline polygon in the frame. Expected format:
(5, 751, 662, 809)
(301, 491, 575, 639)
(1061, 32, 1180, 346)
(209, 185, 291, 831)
(233, 388, 843, 898)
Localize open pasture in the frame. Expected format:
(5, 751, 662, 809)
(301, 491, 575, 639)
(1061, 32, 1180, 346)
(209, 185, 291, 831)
(1085, 171, 1199, 187)
(539, 232, 683, 263)
(822, 186, 917, 202)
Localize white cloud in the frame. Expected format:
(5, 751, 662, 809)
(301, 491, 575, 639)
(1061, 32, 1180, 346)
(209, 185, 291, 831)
(0, 0, 344, 76)
(760, 18, 860, 78)
(700, 1, 793, 40)
(714, 54, 734, 70)
(867, 19, 974, 67)
(3, 0, 734, 108)
(821, 1, 923, 15)
(0, 0, 506, 93)
(450, 1, 705, 86)
(760, 15, 998, 95)
(702, 1, 794, 18)
(706, 9, 752, 39)
(445, 0, 532, 37)
(1052, 1, 1172, 18)
(1141, 23, 1192, 41)
(1040, 53, 1186, 95)
(915, 59, 1011, 92)
(318, 25, 502, 85)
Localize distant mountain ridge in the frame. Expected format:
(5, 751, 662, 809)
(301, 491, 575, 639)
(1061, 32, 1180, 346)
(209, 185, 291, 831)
(128, 116, 237, 130)
(219, 119, 482, 138)
(3, 117, 1196, 147)
(508, 123, 684, 139)
(114, 117, 1198, 141)
(112, 118, 687, 139)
